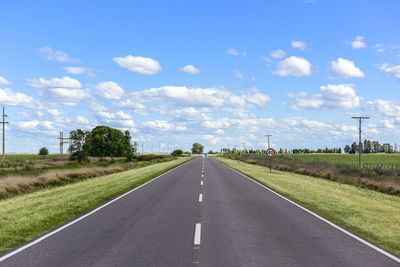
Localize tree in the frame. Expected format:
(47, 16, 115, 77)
(39, 147, 49, 155)
(191, 142, 204, 154)
(171, 149, 183, 156)
(68, 129, 89, 162)
(85, 126, 133, 157)
(350, 142, 358, 154)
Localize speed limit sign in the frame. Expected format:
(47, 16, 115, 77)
(266, 148, 276, 158)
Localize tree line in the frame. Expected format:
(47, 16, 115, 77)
(344, 140, 396, 154)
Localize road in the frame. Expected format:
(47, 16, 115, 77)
(0, 157, 399, 266)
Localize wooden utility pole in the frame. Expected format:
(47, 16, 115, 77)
(264, 134, 272, 172)
(352, 116, 369, 168)
(241, 142, 246, 153)
(2, 107, 8, 160)
(58, 132, 70, 155)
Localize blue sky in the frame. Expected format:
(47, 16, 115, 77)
(1, 0, 400, 153)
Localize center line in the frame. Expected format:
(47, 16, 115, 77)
(194, 223, 201, 245)
(201, 174, 203, 178)
(199, 194, 203, 202)
(200, 181, 203, 185)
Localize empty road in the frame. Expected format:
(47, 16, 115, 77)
(1, 157, 399, 266)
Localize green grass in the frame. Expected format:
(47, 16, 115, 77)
(216, 157, 400, 257)
(0, 156, 192, 253)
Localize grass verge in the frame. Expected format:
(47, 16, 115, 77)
(216, 157, 400, 257)
(0, 156, 192, 254)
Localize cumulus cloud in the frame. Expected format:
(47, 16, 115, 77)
(39, 47, 81, 63)
(95, 81, 125, 100)
(113, 55, 161, 75)
(287, 84, 361, 110)
(380, 63, 400, 79)
(234, 70, 244, 79)
(77, 116, 89, 124)
(351, 36, 366, 49)
(291, 41, 306, 50)
(270, 49, 287, 59)
(0, 76, 11, 85)
(143, 120, 187, 132)
(0, 88, 39, 108)
(330, 57, 364, 78)
(180, 65, 200, 74)
(64, 67, 98, 76)
(41, 88, 91, 105)
(227, 48, 246, 56)
(363, 100, 400, 117)
(27, 76, 82, 89)
(274, 56, 311, 77)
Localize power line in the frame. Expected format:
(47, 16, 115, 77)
(1, 107, 9, 160)
(351, 116, 369, 168)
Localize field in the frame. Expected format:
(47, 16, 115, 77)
(0, 156, 192, 253)
(0, 153, 177, 199)
(216, 157, 400, 257)
(231, 153, 400, 195)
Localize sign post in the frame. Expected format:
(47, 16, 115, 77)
(266, 148, 276, 173)
(236, 151, 242, 164)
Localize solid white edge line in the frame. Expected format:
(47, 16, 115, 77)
(194, 223, 201, 245)
(0, 158, 195, 263)
(199, 194, 203, 202)
(200, 181, 203, 185)
(216, 160, 400, 264)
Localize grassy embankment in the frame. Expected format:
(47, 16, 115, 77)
(216, 157, 400, 257)
(0, 154, 175, 199)
(234, 153, 400, 195)
(0, 156, 192, 253)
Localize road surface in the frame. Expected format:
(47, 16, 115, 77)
(1, 157, 399, 266)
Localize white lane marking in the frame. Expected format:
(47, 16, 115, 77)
(216, 160, 400, 264)
(194, 223, 201, 245)
(201, 174, 203, 178)
(200, 181, 203, 185)
(199, 194, 203, 202)
(0, 159, 195, 263)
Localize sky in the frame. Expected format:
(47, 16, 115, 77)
(1, 0, 400, 153)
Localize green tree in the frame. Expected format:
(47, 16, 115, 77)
(191, 142, 204, 154)
(171, 149, 183, 156)
(68, 129, 89, 162)
(38, 147, 49, 155)
(86, 126, 133, 157)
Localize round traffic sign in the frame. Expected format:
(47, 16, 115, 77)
(266, 148, 276, 158)
(236, 151, 242, 157)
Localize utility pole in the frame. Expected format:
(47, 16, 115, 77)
(2, 107, 8, 160)
(141, 141, 144, 154)
(58, 132, 70, 155)
(352, 116, 369, 168)
(264, 134, 272, 172)
(242, 142, 246, 153)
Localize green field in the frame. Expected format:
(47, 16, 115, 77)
(217, 157, 400, 257)
(0, 156, 192, 253)
(241, 153, 400, 169)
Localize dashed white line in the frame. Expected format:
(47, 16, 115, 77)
(199, 194, 203, 202)
(194, 223, 201, 245)
(201, 174, 203, 178)
(200, 181, 203, 185)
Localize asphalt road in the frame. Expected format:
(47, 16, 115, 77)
(1, 157, 399, 266)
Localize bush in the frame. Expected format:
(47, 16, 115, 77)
(70, 150, 88, 163)
(171, 149, 183, 156)
(39, 147, 49, 155)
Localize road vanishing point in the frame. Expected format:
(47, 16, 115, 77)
(0, 157, 399, 266)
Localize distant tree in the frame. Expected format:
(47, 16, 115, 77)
(38, 147, 49, 155)
(208, 150, 214, 154)
(191, 143, 204, 154)
(68, 129, 89, 162)
(86, 126, 133, 157)
(171, 149, 183, 156)
(350, 142, 358, 154)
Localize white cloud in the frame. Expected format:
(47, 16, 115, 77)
(245, 88, 271, 106)
(113, 55, 161, 75)
(39, 47, 81, 63)
(270, 49, 287, 59)
(0, 76, 11, 85)
(380, 63, 400, 79)
(274, 56, 311, 77)
(142, 120, 186, 132)
(96, 110, 132, 120)
(363, 100, 400, 117)
(291, 41, 306, 50)
(47, 109, 62, 117)
(202, 134, 220, 145)
(27, 76, 82, 89)
(234, 70, 244, 79)
(64, 67, 97, 76)
(41, 88, 91, 105)
(0, 88, 39, 108)
(287, 84, 361, 110)
(351, 36, 366, 49)
(227, 48, 246, 56)
(180, 65, 200, 74)
(15, 120, 40, 131)
(330, 57, 364, 78)
(95, 81, 125, 100)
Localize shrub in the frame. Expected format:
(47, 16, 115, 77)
(39, 147, 49, 155)
(171, 149, 183, 156)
